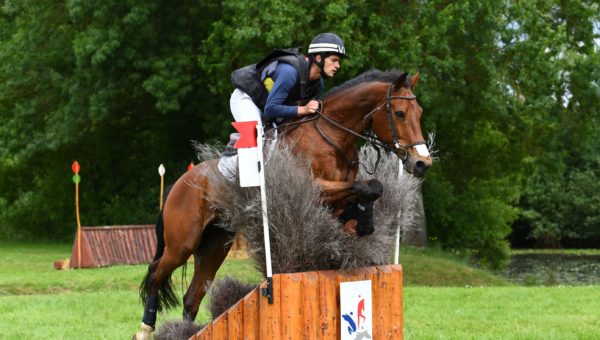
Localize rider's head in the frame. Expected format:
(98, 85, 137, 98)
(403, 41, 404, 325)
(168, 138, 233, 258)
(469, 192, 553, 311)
(308, 33, 346, 79)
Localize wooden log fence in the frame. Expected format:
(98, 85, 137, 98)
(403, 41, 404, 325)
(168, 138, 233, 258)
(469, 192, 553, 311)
(190, 264, 403, 340)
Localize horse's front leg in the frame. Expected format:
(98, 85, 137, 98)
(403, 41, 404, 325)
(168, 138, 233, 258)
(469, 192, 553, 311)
(315, 178, 383, 236)
(314, 178, 356, 208)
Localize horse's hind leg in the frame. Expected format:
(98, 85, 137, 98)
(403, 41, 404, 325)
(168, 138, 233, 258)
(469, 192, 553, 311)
(137, 212, 204, 338)
(145, 248, 192, 314)
(183, 221, 236, 321)
(136, 247, 192, 340)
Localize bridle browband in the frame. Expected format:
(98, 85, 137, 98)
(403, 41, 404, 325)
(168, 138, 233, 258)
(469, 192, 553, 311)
(315, 82, 427, 163)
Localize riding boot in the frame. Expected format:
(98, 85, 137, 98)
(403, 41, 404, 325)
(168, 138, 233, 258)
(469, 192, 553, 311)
(222, 132, 240, 157)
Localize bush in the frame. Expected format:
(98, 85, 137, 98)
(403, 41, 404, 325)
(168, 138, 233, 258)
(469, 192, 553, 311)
(519, 159, 600, 247)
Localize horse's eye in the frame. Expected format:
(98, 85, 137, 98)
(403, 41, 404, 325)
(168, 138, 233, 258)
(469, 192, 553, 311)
(394, 111, 405, 120)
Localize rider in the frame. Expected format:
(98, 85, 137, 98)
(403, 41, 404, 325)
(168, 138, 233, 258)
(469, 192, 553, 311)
(229, 32, 347, 129)
(219, 33, 346, 180)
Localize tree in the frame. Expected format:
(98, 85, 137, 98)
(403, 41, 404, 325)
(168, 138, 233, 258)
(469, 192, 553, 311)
(506, 0, 600, 247)
(0, 0, 223, 240)
(1, 0, 598, 269)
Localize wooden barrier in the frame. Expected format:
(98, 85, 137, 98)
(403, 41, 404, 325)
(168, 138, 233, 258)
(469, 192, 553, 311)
(190, 265, 403, 340)
(69, 225, 156, 268)
(66, 225, 249, 269)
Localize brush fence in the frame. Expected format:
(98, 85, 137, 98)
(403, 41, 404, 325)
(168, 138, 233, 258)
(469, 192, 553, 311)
(190, 265, 403, 339)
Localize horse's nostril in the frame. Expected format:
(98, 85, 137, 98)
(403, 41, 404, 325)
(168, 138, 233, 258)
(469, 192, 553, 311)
(415, 160, 427, 170)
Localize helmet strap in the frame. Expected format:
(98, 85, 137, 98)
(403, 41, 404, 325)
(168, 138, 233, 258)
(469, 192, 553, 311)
(313, 53, 331, 79)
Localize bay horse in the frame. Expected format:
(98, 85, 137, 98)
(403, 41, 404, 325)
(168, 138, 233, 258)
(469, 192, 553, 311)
(134, 70, 431, 339)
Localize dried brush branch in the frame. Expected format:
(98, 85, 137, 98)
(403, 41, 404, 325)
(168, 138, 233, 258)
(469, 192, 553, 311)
(207, 277, 257, 319)
(191, 143, 421, 275)
(154, 320, 205, 340)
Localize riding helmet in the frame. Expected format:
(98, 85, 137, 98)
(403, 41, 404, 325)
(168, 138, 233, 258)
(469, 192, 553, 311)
(308, 33, 347, 58)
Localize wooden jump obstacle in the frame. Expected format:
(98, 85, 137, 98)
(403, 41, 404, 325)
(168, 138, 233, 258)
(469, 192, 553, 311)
(65, 226, 248, 269)
(190, 264, 403, 340)
(69, 225, 156, 268)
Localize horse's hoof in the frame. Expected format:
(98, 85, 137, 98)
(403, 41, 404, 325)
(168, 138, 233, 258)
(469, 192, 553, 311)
(356, 225, 374, 236)
(343, 220, 358, 236)
(133, 322, 154, 340)
(352, 179, 383, 202)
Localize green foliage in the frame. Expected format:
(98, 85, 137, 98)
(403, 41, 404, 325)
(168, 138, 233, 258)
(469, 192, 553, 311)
(0, 1, 598, 267)
(509, 0, 600, 247)
(0, 0, 221, 240)
(521, 159, 600, 246)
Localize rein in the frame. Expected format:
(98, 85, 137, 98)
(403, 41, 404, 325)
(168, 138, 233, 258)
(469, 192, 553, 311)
(315, 82, 426, 165)
(275, 115, 319, 132)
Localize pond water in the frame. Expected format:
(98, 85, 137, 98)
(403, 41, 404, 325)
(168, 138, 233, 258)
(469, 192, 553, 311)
(504, 253, 600, 286)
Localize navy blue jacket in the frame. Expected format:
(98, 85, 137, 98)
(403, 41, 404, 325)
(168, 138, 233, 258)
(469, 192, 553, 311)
(264, 62, 324, 120)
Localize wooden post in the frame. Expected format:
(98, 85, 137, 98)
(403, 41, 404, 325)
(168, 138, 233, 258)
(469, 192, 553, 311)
(158, 164, 165, 211)
(391, 265, 403, 339)
(242, 289, 260, 340)
(317, 270, 338, 340)
(259, 275, 281, 338)
(191, 323, 211, 340)
(301, 272, 320, 339)
(374, 266, 394, 339)
(280, 273, 303, 339)
(211, 312, 228, 338)
(71, 161, 82, 268)
(227, 300, 244, 339)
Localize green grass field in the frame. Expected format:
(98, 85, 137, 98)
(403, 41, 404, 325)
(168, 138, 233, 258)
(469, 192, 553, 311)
(1, 243, 598, 339)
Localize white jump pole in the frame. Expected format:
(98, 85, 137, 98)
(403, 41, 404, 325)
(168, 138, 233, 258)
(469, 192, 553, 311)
(256, 124, 274, 303)
(394, 159, 403, 265)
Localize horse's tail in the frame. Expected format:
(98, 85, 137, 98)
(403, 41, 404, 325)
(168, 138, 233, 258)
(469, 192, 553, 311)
(139, 185, 179, 311)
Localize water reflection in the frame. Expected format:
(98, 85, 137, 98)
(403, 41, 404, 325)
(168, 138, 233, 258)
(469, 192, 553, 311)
(505, 254, 600, 286)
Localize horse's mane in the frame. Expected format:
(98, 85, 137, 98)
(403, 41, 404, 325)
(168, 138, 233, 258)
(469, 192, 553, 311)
(324, 69, 405, 98)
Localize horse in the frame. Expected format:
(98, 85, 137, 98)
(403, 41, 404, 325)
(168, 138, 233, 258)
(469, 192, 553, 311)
(134, 70, 432, 339)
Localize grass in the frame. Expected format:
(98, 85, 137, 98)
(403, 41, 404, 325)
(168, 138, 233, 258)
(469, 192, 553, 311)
(399, 247, 510, 287)
(0, 242, 262, 339)
(1, 243, 598, 339)
(511, 248, 600, 255)
(405, 286, 600, 339)
(0, 242, 262, 295)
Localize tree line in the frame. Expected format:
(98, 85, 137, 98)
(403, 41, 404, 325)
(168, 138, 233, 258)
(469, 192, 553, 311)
(1, 0, 598, 268)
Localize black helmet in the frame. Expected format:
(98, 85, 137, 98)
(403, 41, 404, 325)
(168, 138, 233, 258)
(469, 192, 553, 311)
(308, 33, 347, 58)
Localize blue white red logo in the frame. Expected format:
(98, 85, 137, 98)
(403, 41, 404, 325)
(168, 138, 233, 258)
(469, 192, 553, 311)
(340, 280, 372, 340)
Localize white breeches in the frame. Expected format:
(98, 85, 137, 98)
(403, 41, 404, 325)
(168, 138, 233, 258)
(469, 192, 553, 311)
(230, 89, 263, 126)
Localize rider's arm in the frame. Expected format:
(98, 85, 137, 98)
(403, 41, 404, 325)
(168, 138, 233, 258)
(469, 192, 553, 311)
(263, 63, 302, 120)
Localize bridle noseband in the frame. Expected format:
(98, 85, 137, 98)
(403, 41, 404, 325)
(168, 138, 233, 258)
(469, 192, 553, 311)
(316, 82, 427, 163)
(383, 81, 428, 160)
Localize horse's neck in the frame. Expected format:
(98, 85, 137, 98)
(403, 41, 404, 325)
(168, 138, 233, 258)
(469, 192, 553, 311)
(322, 83, 384, 135)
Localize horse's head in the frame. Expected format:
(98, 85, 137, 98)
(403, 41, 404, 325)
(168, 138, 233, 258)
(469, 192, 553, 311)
(371, 72, 432, 177)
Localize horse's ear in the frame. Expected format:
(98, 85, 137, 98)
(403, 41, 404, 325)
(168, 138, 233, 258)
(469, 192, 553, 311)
(393, 72, 409, 89)
(410, 71, 420, 89)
